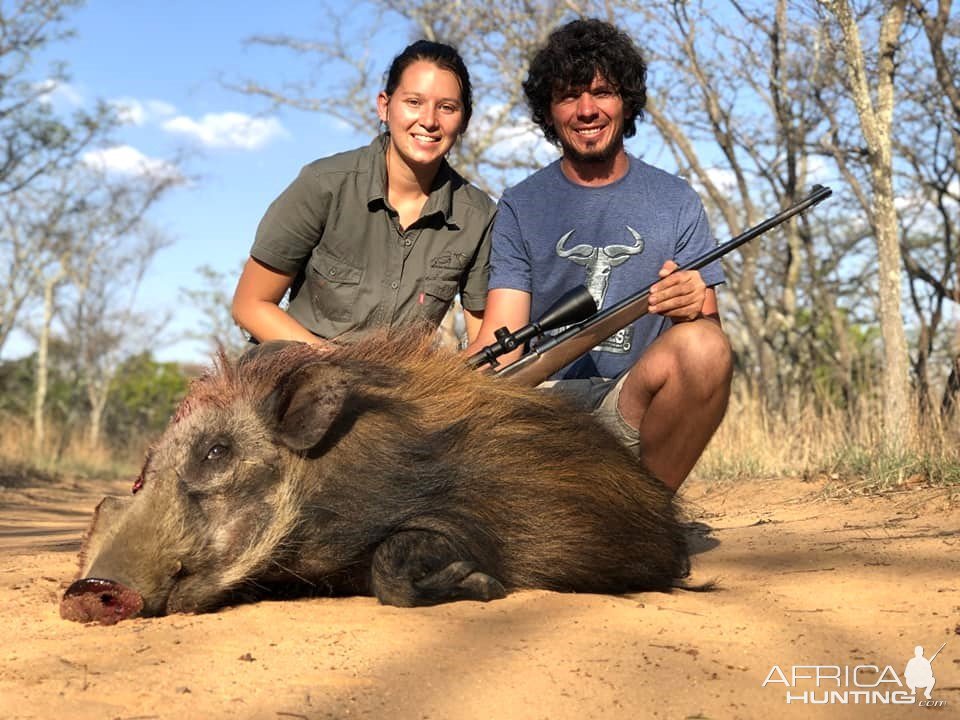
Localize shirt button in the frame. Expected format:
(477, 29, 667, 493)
(329, 269, 336, 276)
(404, 239, 412, 246)
(391, 281, 398, 289)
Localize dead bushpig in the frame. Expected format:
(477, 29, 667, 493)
(61, 330, 690, 624)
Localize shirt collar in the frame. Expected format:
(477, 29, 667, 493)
(366, 134, 456, 225)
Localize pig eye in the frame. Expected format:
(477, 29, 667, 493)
(205, 443, 230, 461)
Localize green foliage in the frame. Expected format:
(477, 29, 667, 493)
(0, 350, 190, 451)
(0, 356, 34, 416)
(792, 305, 883, 409)
(103, 352, 191, 445)
(818, 443, 960, 496)
(0, 349, 91, 427)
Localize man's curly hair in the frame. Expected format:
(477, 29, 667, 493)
(523, 19, 647, 146)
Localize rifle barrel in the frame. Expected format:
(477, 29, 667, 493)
(496, 185, 833, 385)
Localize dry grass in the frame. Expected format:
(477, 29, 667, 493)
(696, 382, 960, 493)
(0, 414, 144, 482)
(3, 381, 959, 497)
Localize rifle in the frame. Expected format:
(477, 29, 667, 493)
(467, 184, 833, 385)
(929, 642, 946, 664)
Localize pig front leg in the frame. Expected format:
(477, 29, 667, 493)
(371, 530, 506, 607)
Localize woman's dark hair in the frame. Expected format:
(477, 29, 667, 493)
(523, 19, 647, 145)
(383, 40, 473, 133)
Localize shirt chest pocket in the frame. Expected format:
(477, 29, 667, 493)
(418, 277, 460, 326)
(306, 249, 364, 323)
(427, 251, 469, 282)
(419, 251, 467, 325)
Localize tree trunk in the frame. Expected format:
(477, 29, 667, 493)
(86, 379, 109, 450)
(33, 270, 64, 453)
(873, 168, 915, 442)
(818, 0, 915, 448)
(942, 353, 960, 420)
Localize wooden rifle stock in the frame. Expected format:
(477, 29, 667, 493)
(495, 185, 833, 386)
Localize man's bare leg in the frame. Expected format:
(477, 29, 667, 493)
(617, 319, 733, 492)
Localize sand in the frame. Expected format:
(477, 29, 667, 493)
(1, 473, 957, 719)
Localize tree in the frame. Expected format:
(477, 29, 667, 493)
(179, 264, 251, 360)
(233, 0, 574, 194)
(53, 169, 178, 449)
(103, 352, 190, 450)
(613, 0, 850, 409)
(4, 170, 88, 451)
(15, 163, 179, 451)
(902, 0, 959, 418)
(1, 0, 117, 357)
(814, 0, 914, 447)
(0, 184, 64, 353)
(231, 0, 957, 442)
(0, 0, 110, 197)
(0, 346, 191, 457)
(0, 0, 183, 452)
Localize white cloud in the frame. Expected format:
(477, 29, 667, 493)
(328, 116, 353, 133)
(162, 111, 287, 150)
(111, 97, 177, 126)
(894, 192, 922, 213)
(895, 180, 960, 234)
(806, 155, 832, 183)
(490, 121, 553, 158)
(700, 167, 738, 195)
(471, 103, 556, 164)
(82, 145, 182, 181)
(35, 79, 85, 107)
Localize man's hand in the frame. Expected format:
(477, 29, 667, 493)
(647, 260, 708, 321)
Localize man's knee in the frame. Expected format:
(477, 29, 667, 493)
(676, 319, 732, 369)
(638, 320, 732, 394)
(684, 327, 732, 415)
(694, 325, 733, 397)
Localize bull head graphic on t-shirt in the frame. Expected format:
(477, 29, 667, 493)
(554, 227, 644, 355)
(555, 227, 644, 311)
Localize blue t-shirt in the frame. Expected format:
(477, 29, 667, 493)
(490, 156, 724, 380)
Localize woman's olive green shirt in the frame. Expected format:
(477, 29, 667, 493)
(251, 136, 495, 340)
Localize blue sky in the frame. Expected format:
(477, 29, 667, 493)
(7, 0, 411, 363)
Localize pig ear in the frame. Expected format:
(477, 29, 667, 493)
(266, 362, 352, 451)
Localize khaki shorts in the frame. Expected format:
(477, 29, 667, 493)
(538, 374, 640, 455)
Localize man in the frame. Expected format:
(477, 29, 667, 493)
(467, 18, 733, 492)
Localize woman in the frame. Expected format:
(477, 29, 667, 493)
(232, 40, 494, 349)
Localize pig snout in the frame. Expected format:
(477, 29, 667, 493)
(60, 578, 144, 625)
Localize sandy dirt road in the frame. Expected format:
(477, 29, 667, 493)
(1, 473, 958, 719)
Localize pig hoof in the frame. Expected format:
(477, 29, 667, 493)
(372, 533, 507, 606)
(60, 578, 144, 625)
(449, 569, 507, 601)
(411, 560, 506, 603)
